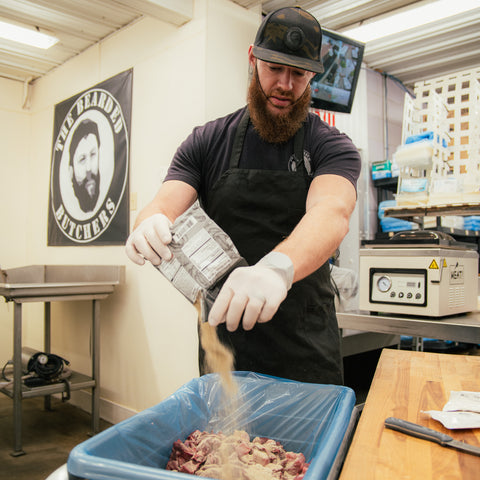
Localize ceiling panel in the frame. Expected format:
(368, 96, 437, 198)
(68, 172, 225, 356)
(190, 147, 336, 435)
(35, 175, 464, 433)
(362, 9, 480, 85)
(236, 0, 480, 87)
(278, 0, 422, 30)
(0, 0, 478, 89)
(0, 0, 192, 82)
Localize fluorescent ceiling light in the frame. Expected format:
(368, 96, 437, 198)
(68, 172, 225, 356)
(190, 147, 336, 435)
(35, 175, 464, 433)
(343, 0, 479, 43)
(0, 20, 59, 49)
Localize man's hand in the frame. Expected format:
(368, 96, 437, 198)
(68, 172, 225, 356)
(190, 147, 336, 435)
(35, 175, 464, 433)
(125, 213, 173, 266)
(208, 252, 294, 331)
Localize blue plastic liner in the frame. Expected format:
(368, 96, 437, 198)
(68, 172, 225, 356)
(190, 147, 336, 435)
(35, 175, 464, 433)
(67, 371, 355, 480)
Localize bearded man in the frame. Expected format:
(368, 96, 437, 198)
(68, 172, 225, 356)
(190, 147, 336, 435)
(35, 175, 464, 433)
(125, 7, 361, 384)
(69, 119, 101, 213)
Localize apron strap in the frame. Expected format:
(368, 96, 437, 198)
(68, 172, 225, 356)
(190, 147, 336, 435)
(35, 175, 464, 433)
(293, 123, 311, 175)
(229, 108, 250, 169)
(293, 123, 304, 163)
(229, 107, 310, 175)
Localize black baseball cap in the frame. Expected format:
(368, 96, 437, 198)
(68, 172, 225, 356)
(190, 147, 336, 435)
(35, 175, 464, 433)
(252, 7, 324, 74)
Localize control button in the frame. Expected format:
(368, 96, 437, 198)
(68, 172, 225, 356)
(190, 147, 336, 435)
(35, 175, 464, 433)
(390, 291, 396, 298)
(415, 293, 422, 299)
(407, 293, 412, 299)
(398, 292, 404, 298)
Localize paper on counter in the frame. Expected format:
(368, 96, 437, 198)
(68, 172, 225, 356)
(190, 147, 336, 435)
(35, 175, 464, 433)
(424, 410, 480, 429)
(423, 391, 480, 429)
(443, 391, 480, 413)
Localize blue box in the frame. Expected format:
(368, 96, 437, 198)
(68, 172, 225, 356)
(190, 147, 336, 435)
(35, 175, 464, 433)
(67, 372, 356, 480)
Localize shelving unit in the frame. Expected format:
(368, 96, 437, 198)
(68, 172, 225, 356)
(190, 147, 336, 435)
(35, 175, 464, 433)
(0, 265, 123, 457)
(372, 177, 398, 192)
(373, 184, 480, 269)
(374, 177, 480, 230)
(1, 371, 96, 400)
(383, 202, 480, 220)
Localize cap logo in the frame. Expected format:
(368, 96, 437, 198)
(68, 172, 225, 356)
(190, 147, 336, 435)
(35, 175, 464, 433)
(284, 27, 305, 51)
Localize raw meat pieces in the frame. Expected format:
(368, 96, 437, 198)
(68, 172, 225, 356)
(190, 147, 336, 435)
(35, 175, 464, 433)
(166, 430, 309, 479)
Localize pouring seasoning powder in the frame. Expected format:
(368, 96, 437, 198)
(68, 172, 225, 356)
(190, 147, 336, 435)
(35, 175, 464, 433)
(171, 297, 309, 480)
(195, 294, 238, 397)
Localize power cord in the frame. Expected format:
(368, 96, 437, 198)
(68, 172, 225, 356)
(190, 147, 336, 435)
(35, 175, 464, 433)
(26, 352, 70, 380)
(1, 353, 71, 388)
(1, 360, 33, 388)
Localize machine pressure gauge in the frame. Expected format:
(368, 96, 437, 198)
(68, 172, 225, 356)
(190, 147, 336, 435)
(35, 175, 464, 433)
(377, 275, 392, 292)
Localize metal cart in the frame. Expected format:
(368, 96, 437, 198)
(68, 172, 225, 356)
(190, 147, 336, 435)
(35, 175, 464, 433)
(0, 265, 124, 456)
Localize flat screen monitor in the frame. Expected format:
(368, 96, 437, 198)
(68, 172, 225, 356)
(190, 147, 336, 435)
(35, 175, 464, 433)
(310, 29, 365, 114)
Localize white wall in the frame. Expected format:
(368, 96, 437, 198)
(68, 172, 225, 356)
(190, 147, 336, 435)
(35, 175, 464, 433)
(335, 66, 369, 272)
(337, 67, 406, 273)
(0, 0, 259, 420)
(0, 78, 32, 369)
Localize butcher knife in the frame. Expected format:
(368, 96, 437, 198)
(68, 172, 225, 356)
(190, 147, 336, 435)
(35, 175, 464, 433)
(385, 417, 480, 457)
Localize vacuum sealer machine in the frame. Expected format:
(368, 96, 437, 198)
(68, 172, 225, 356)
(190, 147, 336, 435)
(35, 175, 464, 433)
(359, 231, 479, 317)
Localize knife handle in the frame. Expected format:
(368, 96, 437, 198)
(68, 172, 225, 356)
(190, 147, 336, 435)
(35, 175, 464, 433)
(385, 417, 453, 446)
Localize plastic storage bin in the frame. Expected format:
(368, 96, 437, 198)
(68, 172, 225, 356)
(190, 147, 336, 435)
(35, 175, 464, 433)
(67, 371, 356, 480)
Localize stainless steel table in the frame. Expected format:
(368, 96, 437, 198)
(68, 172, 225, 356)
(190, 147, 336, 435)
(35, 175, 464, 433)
(0, 265, 124, 456)
(337, 310, 480, 345)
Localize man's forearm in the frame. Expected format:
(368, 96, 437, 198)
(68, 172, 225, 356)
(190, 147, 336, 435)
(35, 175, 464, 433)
(132, 180, 198, 230)
(274, 204, 350, 281)
(274, 175, 356, 283)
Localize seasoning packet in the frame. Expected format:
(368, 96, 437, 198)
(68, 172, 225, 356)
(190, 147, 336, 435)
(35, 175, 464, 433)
(155, 201, 247, 311)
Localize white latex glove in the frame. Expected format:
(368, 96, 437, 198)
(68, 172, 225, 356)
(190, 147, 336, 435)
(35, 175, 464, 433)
(208, 252, 294, 332)
(125, 213, 173, 266)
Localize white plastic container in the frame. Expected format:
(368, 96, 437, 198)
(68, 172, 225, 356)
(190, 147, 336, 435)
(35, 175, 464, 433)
(394, 140, 434, 168)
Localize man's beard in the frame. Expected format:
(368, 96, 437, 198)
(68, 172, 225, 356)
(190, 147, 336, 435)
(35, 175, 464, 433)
(247, 68, 311, 144)
(72, 172, 100, 213)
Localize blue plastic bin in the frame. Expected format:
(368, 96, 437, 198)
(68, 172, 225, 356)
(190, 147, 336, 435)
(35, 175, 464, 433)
(67, 372, 356, 480)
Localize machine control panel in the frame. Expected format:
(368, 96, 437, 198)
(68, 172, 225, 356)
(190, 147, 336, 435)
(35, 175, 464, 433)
(370, 268, 427, 306)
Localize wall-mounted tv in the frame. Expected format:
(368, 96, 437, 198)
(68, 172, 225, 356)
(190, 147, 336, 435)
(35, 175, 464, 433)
(310, 28, 365, 114)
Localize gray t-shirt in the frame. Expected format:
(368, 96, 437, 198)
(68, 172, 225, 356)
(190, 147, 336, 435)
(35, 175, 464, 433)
(165, 106, 361, 205)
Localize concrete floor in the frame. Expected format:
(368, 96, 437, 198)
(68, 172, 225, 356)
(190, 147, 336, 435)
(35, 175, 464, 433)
(0, 396, 112, 480)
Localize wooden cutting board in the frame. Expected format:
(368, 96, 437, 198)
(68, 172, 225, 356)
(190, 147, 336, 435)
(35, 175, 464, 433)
(340, 349, 480, 479)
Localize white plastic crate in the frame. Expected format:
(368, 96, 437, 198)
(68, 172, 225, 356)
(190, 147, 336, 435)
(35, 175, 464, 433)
(401, 67, 480, 205)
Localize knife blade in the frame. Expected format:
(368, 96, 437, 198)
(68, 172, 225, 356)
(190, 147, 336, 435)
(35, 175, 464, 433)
(385, 417, 480, 457)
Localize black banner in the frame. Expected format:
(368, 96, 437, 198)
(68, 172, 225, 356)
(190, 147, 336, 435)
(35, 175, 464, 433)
(48, 69, 132, 245)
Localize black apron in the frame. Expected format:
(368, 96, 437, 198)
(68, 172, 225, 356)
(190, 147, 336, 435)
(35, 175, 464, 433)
(201, 109, 343, 385)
